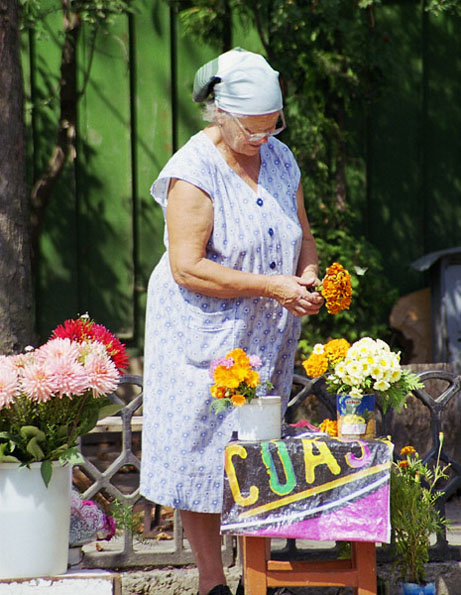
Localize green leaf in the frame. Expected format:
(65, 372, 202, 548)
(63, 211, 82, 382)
(209, 399, 232, 414)
(58, 447, 84, 465)
(98, 400, 123, 420)
(41, 460, 53, 488)
(26, 436, 45, 460)
(20, 426, 46, 442)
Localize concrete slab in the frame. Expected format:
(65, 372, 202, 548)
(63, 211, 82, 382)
(0, 570, 121, 595)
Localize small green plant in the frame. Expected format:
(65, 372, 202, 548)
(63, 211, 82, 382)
(390, 435, 450, 585)
(110, 498, 136, 532)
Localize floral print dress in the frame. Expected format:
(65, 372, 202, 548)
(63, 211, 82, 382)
(140, 131, 303, 513)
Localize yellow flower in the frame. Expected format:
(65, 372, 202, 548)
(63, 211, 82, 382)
(210, 384, 226, 399)
(302, 353, 328, 378)
(231, 394, 246, 407)
(324, 338, 350, 365)
(244, 369, 260, 388)
(398, 460, 410, 469)
(213, 365, 241, 389)
(227, 348, 250, 367)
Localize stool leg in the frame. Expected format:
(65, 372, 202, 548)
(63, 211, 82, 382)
(242, 536, 269, 594)
(352, 542, 377, 595)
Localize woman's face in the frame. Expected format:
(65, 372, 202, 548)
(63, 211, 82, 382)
(218, 111, 283, 156)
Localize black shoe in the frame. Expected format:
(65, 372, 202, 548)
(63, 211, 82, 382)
(235, 579, 283, 595)
(198, 586, 232, 595)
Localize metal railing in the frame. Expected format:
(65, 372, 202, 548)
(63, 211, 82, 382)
(76, 368, 461, 568)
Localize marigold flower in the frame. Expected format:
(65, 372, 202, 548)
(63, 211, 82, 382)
(227, 348, 250, 367)
(320, 262, 353, 315)
(210, 384, 226, 399)
(213, 365, 241, 389)
(302, 353, 328, 378)
(398, 460, 410, 469)
(400, 445, 417, 456)
(244, 369, 260, 388)
(324, 338, 350, 365)
(231, 394, 246, 407)
(319, 418, 338, 437)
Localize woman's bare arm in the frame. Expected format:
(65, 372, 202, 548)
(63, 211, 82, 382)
(166, 179, 319, 316)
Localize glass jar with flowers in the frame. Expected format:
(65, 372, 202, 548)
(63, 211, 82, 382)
(209, 348, 277, 440)
(0, 314, 128, 579)
(302, 337, 423, 439)
(390, 437, 449, 594)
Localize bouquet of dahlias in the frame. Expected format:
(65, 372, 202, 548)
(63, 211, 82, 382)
(302, 337, 423, 412)
(318, 262, 353, 315)
(0, 314, 128, 484)
(209, 348, 273, 414)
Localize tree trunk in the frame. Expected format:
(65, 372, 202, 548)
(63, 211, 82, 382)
(0, 0, 35, 352)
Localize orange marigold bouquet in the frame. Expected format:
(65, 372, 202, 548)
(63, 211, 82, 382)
(209, 348, 273, 414)
(318, 262, 353, 315)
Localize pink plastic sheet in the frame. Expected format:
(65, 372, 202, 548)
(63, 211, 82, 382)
(221, 430, 393, 543)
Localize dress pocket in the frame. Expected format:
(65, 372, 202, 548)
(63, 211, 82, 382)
(185, 309, 236, 367)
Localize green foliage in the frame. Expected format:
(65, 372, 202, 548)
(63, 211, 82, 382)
(0, 393, 116, 486)
(390, 440, 450, 584)
(110, 498, 135, 532)
(299, 229, 398, 358)
(19, 0, 135, 32)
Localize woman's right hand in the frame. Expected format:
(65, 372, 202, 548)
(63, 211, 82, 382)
(268, 275, 323, 317)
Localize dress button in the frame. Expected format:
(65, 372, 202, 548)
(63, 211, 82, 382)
(256, 198, 264, 206)
(269, 261, 276, 269)
(268, 228, 274, 236)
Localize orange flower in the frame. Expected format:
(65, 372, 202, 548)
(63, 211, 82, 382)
(231, 394, 246, 407)
(400, 445, 417, 456)
(319, 418, 338, 437)
(210, 384, 226, 399)
(320, 262, 352, 315)
(213, 365, 241, 389)
(244, 369, 260, 388)
(324, 338, 350, 365)
(227, 348, 250, 367)
(302, 353, 328, 378)
(399, 460, 410, 469)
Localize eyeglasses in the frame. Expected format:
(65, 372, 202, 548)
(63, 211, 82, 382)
(227, 111, 286, 142)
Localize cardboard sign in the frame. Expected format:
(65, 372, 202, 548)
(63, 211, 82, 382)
(221, 431, 393, 543)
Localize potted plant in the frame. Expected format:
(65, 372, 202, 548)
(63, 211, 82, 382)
(209, 348, 277, 440)
(390, 436, 449, 594)
(0, 314, 128, 579)
(302, 336, 423, 438)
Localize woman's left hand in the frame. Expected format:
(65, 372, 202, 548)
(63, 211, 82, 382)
(296, 274, 323, 316)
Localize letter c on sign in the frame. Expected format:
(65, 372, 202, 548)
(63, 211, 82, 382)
(225, 444, 259, 506)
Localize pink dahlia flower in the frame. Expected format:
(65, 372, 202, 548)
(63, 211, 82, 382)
(0, 358, 19, 409)
(46, 357, 88, 398)
(83, 350, 119, 396)
(20, 361, 56, 403)
(38, 337, 81, 363)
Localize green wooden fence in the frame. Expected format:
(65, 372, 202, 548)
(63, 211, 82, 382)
(21, 1, 461, 356)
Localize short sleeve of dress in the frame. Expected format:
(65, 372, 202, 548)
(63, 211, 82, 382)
(150, 132, 216, 207)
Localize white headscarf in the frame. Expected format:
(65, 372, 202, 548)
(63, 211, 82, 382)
(193, 48, 283, 115)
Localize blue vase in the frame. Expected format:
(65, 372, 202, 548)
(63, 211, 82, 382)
(336, 394, 376, 439)
(402, 582, 435, 595)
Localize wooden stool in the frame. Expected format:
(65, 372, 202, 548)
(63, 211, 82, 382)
(241, 536, 377, 594)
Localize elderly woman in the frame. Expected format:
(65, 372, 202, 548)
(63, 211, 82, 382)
(140, 48, 323, 595)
